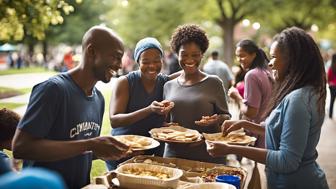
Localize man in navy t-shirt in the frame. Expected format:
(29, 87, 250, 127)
(12, 26, 131, 189)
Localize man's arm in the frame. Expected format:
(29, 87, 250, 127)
(12, 129, 130, 161)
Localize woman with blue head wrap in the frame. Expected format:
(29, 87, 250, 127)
(105, 37, 178, 170)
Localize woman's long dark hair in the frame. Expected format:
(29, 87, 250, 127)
(264, 27, 326, 117)
(236, 39, 269, 70)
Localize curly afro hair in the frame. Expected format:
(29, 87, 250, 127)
(0, 108, 21, 142)
(170, 24, 209, 54)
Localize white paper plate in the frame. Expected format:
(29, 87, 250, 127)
(114, 135, 160, 151)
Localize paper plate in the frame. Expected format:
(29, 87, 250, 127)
(114, 135, 160, 151)
(149, 126, 202, 144)
(203, 131, 256, 145)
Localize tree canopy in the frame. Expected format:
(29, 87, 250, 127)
(106, 0, 191, 49)
(46, 0, 110, 45)
(1, 0, 335, 58)
(0, 0, 75, 41)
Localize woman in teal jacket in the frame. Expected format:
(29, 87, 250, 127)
(207, 27, 329, 189)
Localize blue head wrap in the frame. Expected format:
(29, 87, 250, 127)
(134, 37, 164, 63)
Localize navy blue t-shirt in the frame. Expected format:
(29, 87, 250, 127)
(18, 73, 104, 189)
(111, 71, 169, 136)
(106, 71, 168, 170)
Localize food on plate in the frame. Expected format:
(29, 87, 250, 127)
(203, 131, 256, 145)
(161, 100, 175, 108)
(114, 135, 153, 149)
(116, 163, 183, 188)
(132, 158, 177, 168)
(160, 100, 175, 112)
(150, 125, 202, 143)
(195, 115, 217, 125)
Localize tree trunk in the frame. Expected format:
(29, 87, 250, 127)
(27, 42, 35, 67)
(222, 20, 235, 67)
(42, 40, 48, 68)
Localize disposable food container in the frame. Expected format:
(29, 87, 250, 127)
(183, 182, 236, 189)
(115, 163, 183, 189)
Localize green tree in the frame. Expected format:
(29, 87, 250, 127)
(106, 0, 191, 49)
(262, 0, 336, 32)
(204, 0, 272, 65)
(0, 0, 75, 41)
(104, 0, 336, 65)
(46, 0, 111, 45)
(39, 0, 110, 62)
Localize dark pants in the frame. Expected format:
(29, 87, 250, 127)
(329, 86, 336, 118)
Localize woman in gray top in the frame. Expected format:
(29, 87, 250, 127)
(163, 24, 231, 163)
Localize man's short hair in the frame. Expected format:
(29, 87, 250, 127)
(211, 51, 219, 57)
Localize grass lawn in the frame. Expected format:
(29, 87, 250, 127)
(0, 102, 25, 109)
(0, 87, 31, 109)
(0, 66, 55, 76)
(0, 86, 31, 99)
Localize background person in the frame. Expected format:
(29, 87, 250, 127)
(229, 39, 273, 125)
(203, 50, 234, 93)
(327, 53, 336, 119)
(233, 65, 246, 98)
(12, 26, 131, 189)
(228, 39, 273, 150)
(165, 50, 181, 74)
(207, 27, 329, 189)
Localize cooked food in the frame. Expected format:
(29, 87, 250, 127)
(202, 166, 246, 183)
(160, 100, 175, 112)
(157, 130, 198, 141)
(122, 167, 171, 180)
(203, 132, 256, 145)
(150, 125, 202, 143)
(162, 100, 174, 107)
(114, 135, 152, 149)
(116, 163, 183, 189)
(202, 169, 244, 182)
(195, 115, 217, 125)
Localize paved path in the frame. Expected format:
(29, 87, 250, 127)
(0, 73, 55, 89)
(317, 118, 336, 189)
(0, 73, 335, 188)
(0, 73, 114, 115)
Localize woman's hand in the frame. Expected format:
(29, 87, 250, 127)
(222, 120, 263, 136)
(221, 120, 245, 136)
(149, 100, 174, 115)
(206, 140, 231, 157)
(160, 100, 175, 115)
(228, 87, 242, 102)
(195, 114, 219, 126)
